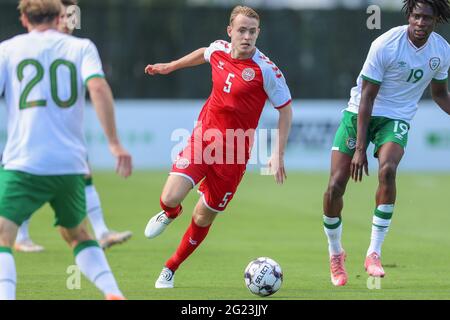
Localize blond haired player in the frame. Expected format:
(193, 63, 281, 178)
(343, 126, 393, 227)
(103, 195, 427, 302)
(0, 0, 132, 299)
(14, 0, 133, 253)
(144, 5, 292, 288)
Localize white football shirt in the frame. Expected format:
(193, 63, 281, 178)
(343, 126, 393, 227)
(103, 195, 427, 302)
(347, 25, 450, 122)
(0, 29, 104, 175)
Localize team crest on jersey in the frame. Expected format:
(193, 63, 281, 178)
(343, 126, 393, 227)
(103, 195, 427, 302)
(242, 68, 255, 82)
(429, 57, 440, 70)
(175, 157, 190, 169)
(346, 138, 356, 150)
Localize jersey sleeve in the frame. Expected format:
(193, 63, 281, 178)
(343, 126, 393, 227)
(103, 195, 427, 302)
(204, 40, 230, 63)
(360, 38, 389, 85)
(263, 66, 292, 109)
(81, 40, 105, 85)
(0, 45, 6, 96)
(433, 46, 450, 82)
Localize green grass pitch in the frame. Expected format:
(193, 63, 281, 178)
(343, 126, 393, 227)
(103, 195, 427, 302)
(14, 171, 450, 300)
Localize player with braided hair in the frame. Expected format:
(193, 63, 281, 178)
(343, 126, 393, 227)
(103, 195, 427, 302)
(323, 0, 450, 286)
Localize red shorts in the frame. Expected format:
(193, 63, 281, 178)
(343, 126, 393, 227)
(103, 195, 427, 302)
(170, 138, 246, 212)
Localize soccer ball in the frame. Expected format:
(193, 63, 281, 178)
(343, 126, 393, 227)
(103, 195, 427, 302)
(244, 257, 283, 297)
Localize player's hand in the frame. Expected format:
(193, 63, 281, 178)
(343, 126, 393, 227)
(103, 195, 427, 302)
(109, 143, 133, 178)
(268, 155, 287, 185)
(350, 149, 368, 182)
(144, 63, 173, 75)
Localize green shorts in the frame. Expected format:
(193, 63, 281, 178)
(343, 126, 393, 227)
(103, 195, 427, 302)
(0, 168, 86, 228)
(333, 110, 410, 157)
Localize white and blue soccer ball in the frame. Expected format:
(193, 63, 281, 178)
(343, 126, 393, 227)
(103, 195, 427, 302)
(244, 257, 283, 297)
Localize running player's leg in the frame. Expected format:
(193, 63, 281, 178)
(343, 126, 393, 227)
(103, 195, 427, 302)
(166, 199, 217, 270)
(144, 174, 194, 239)
(376, 142, 404, 212)
(160, 174, 194, 214)
(85, 175, 108, 240)
(154, 165, 242, 288)
(59, 220, 124, 300)
(365, 142, 404, 277)
(323, 111, 355, 286)
(155, 200, 217, 288)
(84, 175, 132, 249)
(11, 159, 44, 252)
(54, 175, 124, 300)
(324, 151, 352, 219)
(323, 151, 352, 286)
(0, 169, 52, 299)
(145, 140, 207, 239)
(0, 218, 18, 300)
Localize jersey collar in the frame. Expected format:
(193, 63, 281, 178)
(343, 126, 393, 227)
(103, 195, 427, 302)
(406, 31, 430, 52)
(30, 28, 60, 35)
(228, 47, 259, 62)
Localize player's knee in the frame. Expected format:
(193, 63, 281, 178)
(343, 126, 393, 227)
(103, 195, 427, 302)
(325, 179, 346, 199)
(379, 162, 397, 184)
(193, 206, 216, 227)
(160, 191, 183, 208)
(0, 218, 18, 247)
(193, 214, 214, 228)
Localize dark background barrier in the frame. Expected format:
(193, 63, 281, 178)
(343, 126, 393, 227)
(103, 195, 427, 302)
(1, 0, 449, 99)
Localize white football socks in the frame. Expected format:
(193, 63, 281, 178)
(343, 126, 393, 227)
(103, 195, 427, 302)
(0, 250, 16, 300)
(15, 219, 30, 243)
(85, 185, 109, 240)
(75, 243, 123, 297)
(367, 204, 394, 257)
(323, 215, 343, 256)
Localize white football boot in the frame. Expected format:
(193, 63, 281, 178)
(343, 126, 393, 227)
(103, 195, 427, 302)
(144, 211, 174, 239)
(155, 267, 175, 288)
(14, 239, 45, 253)
(144, 211, 173, 239)
(98, 230, 133, 249)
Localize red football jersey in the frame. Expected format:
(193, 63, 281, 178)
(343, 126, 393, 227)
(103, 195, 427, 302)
(192, 40, 291, 162)
(171, 41, 292, 208)
(200, 40, 291, 132)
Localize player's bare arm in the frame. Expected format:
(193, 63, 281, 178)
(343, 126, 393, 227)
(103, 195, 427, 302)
(351, 80, 380, 182)
(145, 47, 207, 75)
(431, 80, 450, 115)
(87, 77, 132, 178)
(269, 104, 292, 185)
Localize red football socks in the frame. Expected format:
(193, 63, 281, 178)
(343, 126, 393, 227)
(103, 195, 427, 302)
(160, 198, 183, 219)
(165, 218, 211, 272)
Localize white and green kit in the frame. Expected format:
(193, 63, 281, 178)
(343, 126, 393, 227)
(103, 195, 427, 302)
(0, 29, 122, 300)
(0, 29, 105, 227)
(334, 25, 450, 156)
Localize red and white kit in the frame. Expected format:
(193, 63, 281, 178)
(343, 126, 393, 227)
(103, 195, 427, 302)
(171, 40, 291, 212)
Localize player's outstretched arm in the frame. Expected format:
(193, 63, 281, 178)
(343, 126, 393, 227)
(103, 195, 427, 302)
(145, 47, 207, 75)
(431, 80, 450, 115)
(351, 80, 380, 182)
(269, 104, 293, 185)
(87, 77, 132, 178)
